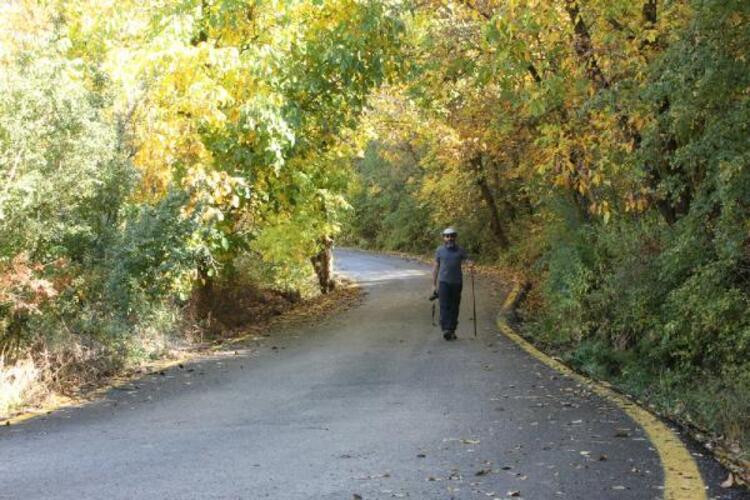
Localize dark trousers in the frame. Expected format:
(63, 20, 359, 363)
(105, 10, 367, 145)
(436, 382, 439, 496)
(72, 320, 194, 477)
(438, 281, 462, 332)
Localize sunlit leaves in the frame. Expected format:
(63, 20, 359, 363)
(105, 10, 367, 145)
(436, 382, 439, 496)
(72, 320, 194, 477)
(0, 0, 407, 359)
(105, 0, 404, 284)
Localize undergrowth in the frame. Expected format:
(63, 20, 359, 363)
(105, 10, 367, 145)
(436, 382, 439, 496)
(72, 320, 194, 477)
(0, 260, 335, 420)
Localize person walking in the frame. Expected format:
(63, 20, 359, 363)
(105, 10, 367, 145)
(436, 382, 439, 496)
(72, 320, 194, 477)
(432, 227, 472, 341)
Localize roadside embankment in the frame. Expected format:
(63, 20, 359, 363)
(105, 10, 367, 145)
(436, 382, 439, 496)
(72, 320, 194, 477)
(1, 278, 362, 425)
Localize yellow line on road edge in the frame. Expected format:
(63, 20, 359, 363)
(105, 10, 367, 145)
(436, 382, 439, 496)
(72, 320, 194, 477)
(497, 288, 706, 500)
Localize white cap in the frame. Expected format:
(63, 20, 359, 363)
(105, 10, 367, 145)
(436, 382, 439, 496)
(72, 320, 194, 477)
(442, 227, 457, 235)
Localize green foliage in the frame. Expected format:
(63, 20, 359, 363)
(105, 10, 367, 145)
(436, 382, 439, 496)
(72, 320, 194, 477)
(0, 0, 406, 371)
(342, 142, 435, 252)
(106, 191, 202, 310)
(0, 51, 132, 264)
(0, 44, 139, 358)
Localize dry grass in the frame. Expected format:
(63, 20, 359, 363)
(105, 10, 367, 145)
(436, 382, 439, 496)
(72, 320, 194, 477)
(0, 341, 125, 419)
(0, 356, 42, 414)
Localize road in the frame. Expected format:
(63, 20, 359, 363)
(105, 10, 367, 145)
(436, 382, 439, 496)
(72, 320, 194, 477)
(0, 250, 739, 499)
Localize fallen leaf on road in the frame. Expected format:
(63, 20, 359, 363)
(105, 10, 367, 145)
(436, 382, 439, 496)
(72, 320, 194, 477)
(417, 453, 426, 458)
(352, 494, 363, 500)
(356, 473, 390, 480)
(720, 473, 734, 488)
(462, 439, 480, 445)
(612, 485, 626, 490)
(475, 469, 491, 476)
(506, 491, 521, 497)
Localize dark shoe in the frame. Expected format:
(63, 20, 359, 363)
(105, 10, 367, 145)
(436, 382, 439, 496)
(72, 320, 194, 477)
(443, 331, 452, 340)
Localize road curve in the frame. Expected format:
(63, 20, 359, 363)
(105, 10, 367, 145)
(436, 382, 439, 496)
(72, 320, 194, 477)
(0, 250, 729, 499)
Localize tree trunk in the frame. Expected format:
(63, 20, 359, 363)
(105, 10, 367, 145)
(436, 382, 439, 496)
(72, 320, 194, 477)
(471, 156, 510, 249)
(310, 236, 335, 294)
(192, 261, 216, 332)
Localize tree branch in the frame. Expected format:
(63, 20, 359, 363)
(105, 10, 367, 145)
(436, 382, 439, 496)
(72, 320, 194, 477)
(564, 0, 609, 90)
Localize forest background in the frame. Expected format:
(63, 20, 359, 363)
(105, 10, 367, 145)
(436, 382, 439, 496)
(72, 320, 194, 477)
(1, 0, 748, 472)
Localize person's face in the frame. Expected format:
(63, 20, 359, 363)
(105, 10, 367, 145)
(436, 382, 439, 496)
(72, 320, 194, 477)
(443, 233, 456, 246)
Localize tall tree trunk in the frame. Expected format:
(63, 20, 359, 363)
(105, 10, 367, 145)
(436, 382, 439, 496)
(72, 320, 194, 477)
(471, 156, 510, 249)
(193, 261, 215, 326)
(310, 236, 335, 294)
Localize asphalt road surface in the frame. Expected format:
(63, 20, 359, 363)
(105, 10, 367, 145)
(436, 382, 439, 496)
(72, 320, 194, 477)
(0, 250, 740, 499)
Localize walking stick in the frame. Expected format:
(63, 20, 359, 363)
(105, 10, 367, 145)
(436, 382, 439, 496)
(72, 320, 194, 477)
(471, 267, 477, 337)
